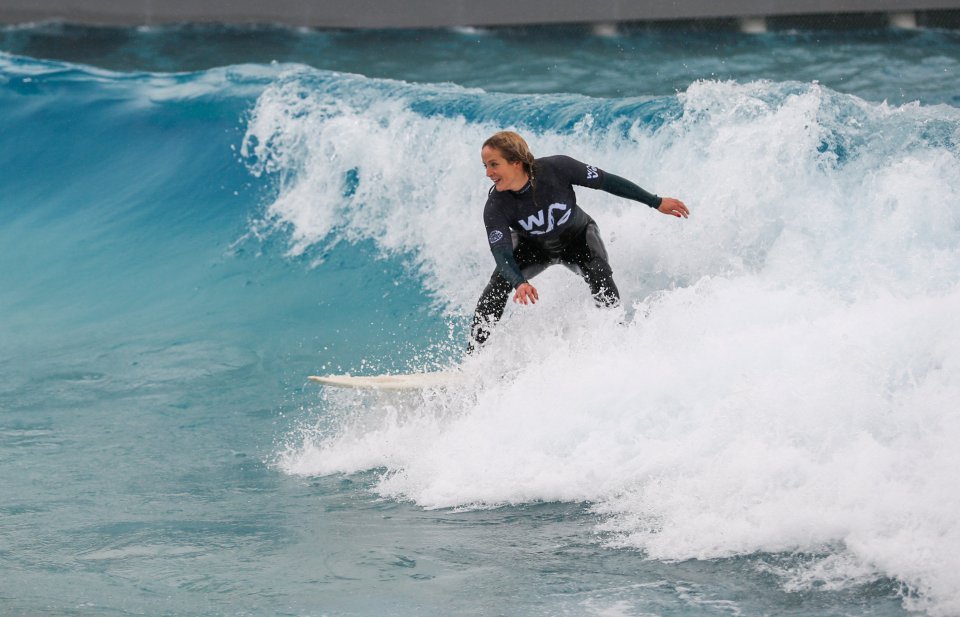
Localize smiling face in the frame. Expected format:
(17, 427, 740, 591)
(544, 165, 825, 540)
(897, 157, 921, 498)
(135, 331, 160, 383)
(482, 145, 528, 192)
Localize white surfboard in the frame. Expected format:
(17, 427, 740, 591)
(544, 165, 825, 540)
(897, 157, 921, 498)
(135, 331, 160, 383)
(308, 370, 465, 391)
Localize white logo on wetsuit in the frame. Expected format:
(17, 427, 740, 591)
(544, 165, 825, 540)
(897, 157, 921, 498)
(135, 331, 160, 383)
(517, 203, 571, 235)
(488, 230, 504, 244)
(586, 165, 599, 180)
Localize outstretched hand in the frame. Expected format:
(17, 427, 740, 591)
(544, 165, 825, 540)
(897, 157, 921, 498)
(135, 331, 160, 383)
(658, 197, 689, 218)
(513, 282, 539, 305)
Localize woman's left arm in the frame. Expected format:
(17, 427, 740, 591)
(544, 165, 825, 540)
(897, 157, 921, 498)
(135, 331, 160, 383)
(601, 172, 689, 218)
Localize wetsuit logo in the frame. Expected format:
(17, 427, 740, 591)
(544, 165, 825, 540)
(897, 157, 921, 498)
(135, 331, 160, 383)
(586, 165, 599, 180)
(518, 203, 571, 235)
(488, 230, 504, 244)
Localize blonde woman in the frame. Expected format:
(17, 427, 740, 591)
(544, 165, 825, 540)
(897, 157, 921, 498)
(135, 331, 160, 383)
(469, 131, 688, 352)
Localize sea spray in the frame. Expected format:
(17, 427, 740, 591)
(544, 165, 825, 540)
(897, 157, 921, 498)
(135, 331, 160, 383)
(264, 73, 960, 613)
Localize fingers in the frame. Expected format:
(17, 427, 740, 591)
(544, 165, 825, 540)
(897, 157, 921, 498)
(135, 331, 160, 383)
(668, 199, 689, 218)
(512, 283, 539, 305)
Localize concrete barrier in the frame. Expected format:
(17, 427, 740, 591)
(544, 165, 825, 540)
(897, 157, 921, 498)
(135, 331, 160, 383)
(1, 0, 959, 29)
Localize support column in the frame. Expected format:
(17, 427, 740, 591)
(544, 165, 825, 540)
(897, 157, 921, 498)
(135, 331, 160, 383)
(888, 11, 918, 28)
(739, 16, 768, 33)
(591, 21, 619, 37)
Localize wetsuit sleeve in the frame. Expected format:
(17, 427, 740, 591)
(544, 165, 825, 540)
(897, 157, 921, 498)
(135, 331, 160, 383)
(600, 172, 663, 208)
(548, 155, 606, 190)
(547, 154, 662, 208)
(483, 198, 526, 289)
(491, 245, 526, 289)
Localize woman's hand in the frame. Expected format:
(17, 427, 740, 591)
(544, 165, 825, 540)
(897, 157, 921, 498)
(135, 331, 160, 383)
(658, 197, 689, 218)
(513, 282, 539, 305)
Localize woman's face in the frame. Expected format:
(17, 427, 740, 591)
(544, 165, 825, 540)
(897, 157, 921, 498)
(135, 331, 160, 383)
(482, 145, 527, 192)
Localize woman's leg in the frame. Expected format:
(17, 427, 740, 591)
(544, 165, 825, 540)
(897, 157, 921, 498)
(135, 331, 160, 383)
(468, 239, 550, 353)
(563, 223, 620, 308)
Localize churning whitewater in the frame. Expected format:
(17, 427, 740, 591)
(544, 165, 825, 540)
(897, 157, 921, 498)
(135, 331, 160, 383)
(253, 70, 960, 615)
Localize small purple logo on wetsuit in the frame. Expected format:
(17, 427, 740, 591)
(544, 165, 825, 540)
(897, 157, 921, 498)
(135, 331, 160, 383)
(488, 230, 504, 244)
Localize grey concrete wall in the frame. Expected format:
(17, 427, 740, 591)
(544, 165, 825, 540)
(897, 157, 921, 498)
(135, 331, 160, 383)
(1, 0, 959, 28)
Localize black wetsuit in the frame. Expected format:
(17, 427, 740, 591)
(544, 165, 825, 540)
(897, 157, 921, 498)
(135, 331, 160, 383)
(469, 155, 662, 351)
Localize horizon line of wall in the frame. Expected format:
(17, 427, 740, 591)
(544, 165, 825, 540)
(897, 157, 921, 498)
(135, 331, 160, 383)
(3, 1, 960, 32)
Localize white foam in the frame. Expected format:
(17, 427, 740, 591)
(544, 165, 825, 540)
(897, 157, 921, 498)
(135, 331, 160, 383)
(259, 75, 960, 614)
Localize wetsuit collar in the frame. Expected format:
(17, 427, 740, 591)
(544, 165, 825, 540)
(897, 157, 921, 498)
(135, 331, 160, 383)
(511, 179, 533, 195)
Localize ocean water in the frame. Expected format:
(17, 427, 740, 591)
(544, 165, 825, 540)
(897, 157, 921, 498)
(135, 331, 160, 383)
(2, 22, 960, 617)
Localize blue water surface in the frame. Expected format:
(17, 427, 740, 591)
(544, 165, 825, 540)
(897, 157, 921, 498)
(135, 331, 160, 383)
(2, 23, 959, 617)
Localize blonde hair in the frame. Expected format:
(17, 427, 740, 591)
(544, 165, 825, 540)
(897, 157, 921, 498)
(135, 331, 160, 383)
(483, 131, 535, 175)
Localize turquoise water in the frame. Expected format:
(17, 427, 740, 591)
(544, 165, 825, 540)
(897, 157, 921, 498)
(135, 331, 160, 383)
(2, 23, 960, 616)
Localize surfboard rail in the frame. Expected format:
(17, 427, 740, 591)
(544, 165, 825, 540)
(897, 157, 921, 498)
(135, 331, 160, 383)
(308, 370, 464, 391)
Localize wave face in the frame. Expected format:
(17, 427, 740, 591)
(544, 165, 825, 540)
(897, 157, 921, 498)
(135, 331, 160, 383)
(257, 69, 960, 616)
(3, 25, 960, 617)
